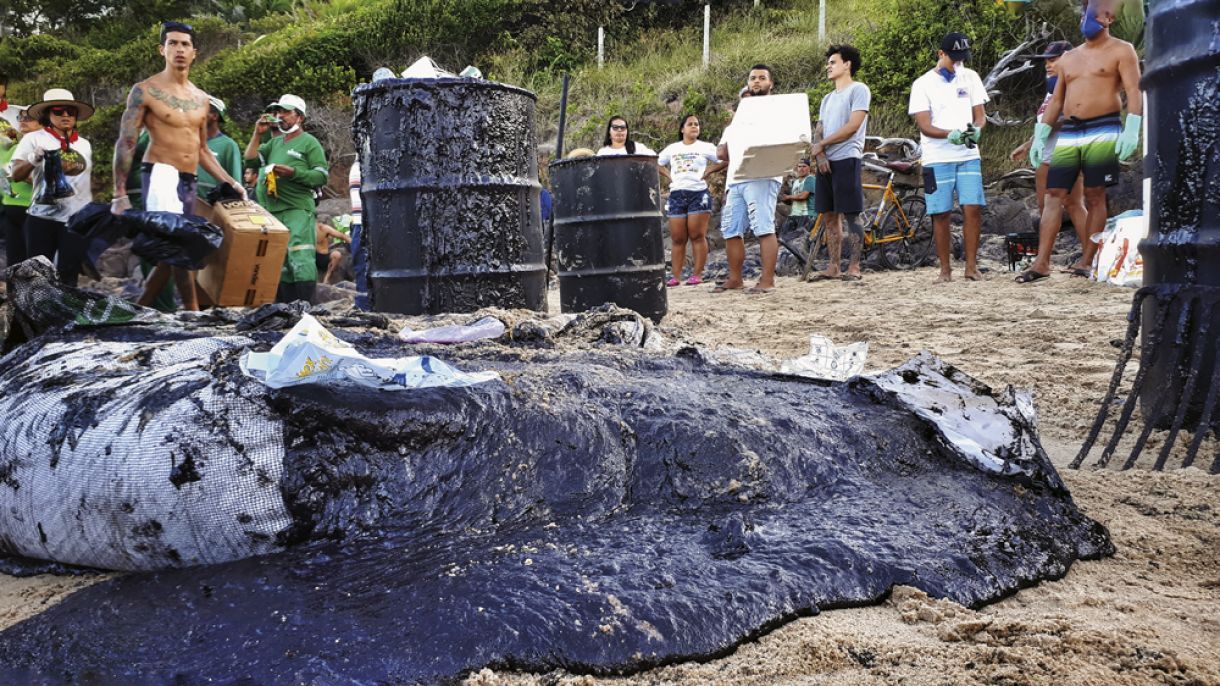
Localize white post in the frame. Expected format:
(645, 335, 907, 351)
(818, 0, 826, 41)
(598, 26, 605, 69)
(703, 4, 711, 69)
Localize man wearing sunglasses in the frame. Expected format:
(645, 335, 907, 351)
(111, 21, 246, 311)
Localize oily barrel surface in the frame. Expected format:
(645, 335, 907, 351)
(550, 155, 667, 323)
(352, 78, 546, 315)
(1138, 0, 1220, 428)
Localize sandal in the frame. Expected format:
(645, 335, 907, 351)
(1014, 269, 1050, 284)
(665, 277, 681, 287)
(684, 275, 703, 286)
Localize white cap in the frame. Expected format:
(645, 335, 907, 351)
(207, 96, 226, 119)
(265, 94, 307, 116)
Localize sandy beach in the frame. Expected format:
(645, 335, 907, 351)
(2, 263, 1218, 684)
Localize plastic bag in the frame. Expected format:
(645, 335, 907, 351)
(780, 335, 869, 381)
(129, 210, 224, 269)
(399, 315, 506, 344)
(1090, 210, 1144, 287)
(242, 313, 500, 390)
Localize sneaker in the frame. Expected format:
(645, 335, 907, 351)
(665, 277, 681, 287)
(684, 275, 703, 286)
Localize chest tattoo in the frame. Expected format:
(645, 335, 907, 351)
(148, 85, 201, 112)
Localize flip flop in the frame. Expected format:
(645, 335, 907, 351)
(1014, 269, 1050, 284)
(806, 273, 839, 282)
(1069, 267, 1091, 278)
(712, 284, 743, 294)
(840, 274, 863, 281)
(746, 286, 775, 294)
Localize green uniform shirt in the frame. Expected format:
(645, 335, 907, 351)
(197, 132, 242, 200)
(248, 131, 329, 283)
(789, 175, 816, 217)
(0, 141, 34, 207)
(249, 131, 328, 213)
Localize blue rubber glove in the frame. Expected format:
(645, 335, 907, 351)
(1116, 113, 1142, 161)
(1029, 122, 1053, 169)
(947, 129, 966, 145)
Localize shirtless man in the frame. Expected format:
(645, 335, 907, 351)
(111, 21, 245, 310)
(1016, 0, 1142, 284)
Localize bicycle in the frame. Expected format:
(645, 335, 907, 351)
(778, 155, 933, 278)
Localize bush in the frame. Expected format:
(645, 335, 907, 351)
(861, 0, 1021, 105)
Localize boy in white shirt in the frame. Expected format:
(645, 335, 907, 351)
(908, 32, 988, 282)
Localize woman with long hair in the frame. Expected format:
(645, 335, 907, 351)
(6, 88, 93, 284)
(597, 116, 656, 156)
(657, 114, 725, 286)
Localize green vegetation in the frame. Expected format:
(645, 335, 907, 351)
(0, 0, 1089, 195)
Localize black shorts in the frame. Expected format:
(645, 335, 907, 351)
(315, 251, 330, 273)
(813, 157, 865, 215)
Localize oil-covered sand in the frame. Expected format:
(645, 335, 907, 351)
(1, 267, 1217, 684)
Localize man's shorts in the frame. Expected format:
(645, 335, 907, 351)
(666, 189, 713, 217)
(1047, 112, 1121, 189)
(722, 179, 781, 239)
(141, 162, 197, 216)
(813, 158, 865, 215)
(922, 159, 986, 215)
(315, 251, 330, 273)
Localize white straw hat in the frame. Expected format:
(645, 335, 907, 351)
(27, 88, 94, 122)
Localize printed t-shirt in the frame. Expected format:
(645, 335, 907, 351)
(907, 67, 989, 165)
(9, 129, 92, 222)
(658, 140, 721, 192)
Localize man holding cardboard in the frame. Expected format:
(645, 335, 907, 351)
(244, 94, 330, 304)
(111, 21, 246, 310)
(714, 64, 783, 294)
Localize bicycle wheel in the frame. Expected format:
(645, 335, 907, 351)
(877, 195, 933, 270)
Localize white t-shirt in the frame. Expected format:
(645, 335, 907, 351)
(907, 67, 989, 165)
(9, 129, 93, 222)
(596, 143, 656, 156)
(657, 140, 721, 192)
(718, 122, 783, 187)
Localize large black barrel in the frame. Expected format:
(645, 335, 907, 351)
(351, 78, 546, 315)
(549, 155, 667, 322)
(1138, 0, 1220, 428)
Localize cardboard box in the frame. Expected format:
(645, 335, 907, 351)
(195, 199, 289, 307)
(724, 93, 812, 182)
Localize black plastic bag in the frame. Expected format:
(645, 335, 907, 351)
(67, 202, 136, 280)
(128, 211, 224, 270)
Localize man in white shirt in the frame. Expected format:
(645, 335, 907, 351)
(715, 64, 782, 294)
(908, 32, 988, 282)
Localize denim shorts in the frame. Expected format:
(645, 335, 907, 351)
(721, 179, 781, 239)
(667, 189, 713, 217)
(922, 159, 986, 215)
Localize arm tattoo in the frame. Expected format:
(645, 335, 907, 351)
(147, 85, 202, 112)
(113, 84, 145, 193)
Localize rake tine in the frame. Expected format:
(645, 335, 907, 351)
(1125, 298, 1195, 469)
(1096, 290, 1172, 469)
(1072, 288, 1151, 469)
(1210, 441, 1220, 475)
(1182, 343, 1220, 470)
(1153, 295, 1214, 470)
